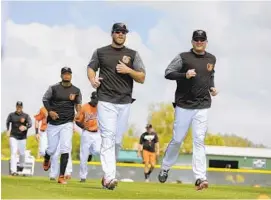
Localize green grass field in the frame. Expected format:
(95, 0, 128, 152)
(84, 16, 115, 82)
(1, 176, 270, 199)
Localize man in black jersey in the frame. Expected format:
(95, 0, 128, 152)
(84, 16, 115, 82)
(42, 67, 82, 184)
(6, 101, 32, 175)
(158, 30, 218, 190)
(87, 23, 146, 190)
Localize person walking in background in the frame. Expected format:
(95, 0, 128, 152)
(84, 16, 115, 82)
(138, 124, 159, 182)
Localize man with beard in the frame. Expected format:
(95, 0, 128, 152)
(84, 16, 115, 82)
(87, 23, 146, 190)
(75, 91, 100, 183)
(42, 67, 82, 184)
(158, 30, 218, 191)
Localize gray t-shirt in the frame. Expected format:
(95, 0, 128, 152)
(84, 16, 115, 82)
(88, 45, 145, 104)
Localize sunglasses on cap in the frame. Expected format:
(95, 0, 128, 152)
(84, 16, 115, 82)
(193, 38, 207, 42)
(113, 30, 127, 34)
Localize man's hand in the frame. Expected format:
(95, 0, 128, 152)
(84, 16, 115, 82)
(210, 87, 219, 96)
(49, 111, 59, 120)
(186, 69, 197, 79)
(116, 61, 132, 74)
(137, 151, 142, 158)
(75, 112, 80, 121)
(19, 125, 27, 132)
(90, 77, 103, 89)
(35, 134, 40, 142)
(6, 130, 10, 137)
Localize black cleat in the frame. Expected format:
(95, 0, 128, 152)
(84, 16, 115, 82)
(11, 172, 18, 176)
(17, 166, 24, 172)
(49, 177, 56, 181)
(158, 169, 169, 183)
(102, 177, 118, 190)
(87, 154, 93, 162)
(195, 179, 208, 190)
(80, 179, 86, 183)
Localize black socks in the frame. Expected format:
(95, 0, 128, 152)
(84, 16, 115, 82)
(60, 153, 69, 176)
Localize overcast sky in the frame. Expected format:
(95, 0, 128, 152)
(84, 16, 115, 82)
(1, 1, 271, 147)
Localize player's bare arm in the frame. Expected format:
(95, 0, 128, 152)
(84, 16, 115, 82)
(74, 90, 83, 120)
(137, 144, 143, 157)
(43, 85, 59, 120)
(87, 49, 103, 89)
(35, 119, 40, 141)
(165, 54, 196, 80)
(87, 68, 103, 89)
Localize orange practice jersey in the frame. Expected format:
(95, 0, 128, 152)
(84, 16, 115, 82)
(34, 107, 48, 131)
(76, 103, 98, 132)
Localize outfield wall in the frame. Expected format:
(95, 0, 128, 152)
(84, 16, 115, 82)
(1, 159, 271, 187)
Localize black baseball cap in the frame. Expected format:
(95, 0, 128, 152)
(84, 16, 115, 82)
(111, 23, 129, 33)
(16, 101, 23, 107)
(146, 124, 152, 129)
(91, 91, 97, 99)
(192, 30, 207, 41)
(61, 67, 72, 74)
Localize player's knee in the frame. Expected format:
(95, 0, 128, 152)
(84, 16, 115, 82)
(171, 138, 182, 146)
(193, 136, 205, 146)
(144, 161, 150, 167)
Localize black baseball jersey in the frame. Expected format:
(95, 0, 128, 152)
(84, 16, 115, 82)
(43, 82, 82, 125)
(88, 45, 145, 104)
(165, 49, 216, 109)
(6, 112, 32, 140)
(139, 132, 159, 153)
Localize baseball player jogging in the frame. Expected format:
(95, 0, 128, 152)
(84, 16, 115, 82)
(158, 30, 218, 190)
(87, 23, 146, 189)
(6, 101, 32, 175)
(75, 91, 101, 183)
(34, 106, 73, 180)
(138, 124, 159, 182)
(42, 67, 82, 184)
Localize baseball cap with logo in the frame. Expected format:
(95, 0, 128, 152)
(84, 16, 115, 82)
(16, 101, 23, 107)
(192, 30, 207, 41)
(61, 67, 72, 74)
(111, 23, 129, 33)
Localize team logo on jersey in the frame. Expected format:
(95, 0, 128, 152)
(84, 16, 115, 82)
(207, 63, 214, 71)
(20, 118, 25, 123)
(122, 55, 131, 64)
(69, 94, 76, 101)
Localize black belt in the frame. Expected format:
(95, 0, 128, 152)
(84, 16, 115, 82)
(86, 130, 97, 132)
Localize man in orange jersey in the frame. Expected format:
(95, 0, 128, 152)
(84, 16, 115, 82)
(34, 107, 73, 180)
(75, 91, 101, 182)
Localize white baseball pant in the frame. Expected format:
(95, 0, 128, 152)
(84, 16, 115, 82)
(9, 137, 26, 173)
(98, 101, 131, 181)
(79, 130, 101, 179)
(46, 122, 73, 175)
(162, 106, 208, 180)
(39, 130, 73, 178)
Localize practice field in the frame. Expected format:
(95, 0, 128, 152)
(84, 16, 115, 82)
(1, 176, 270, 199)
